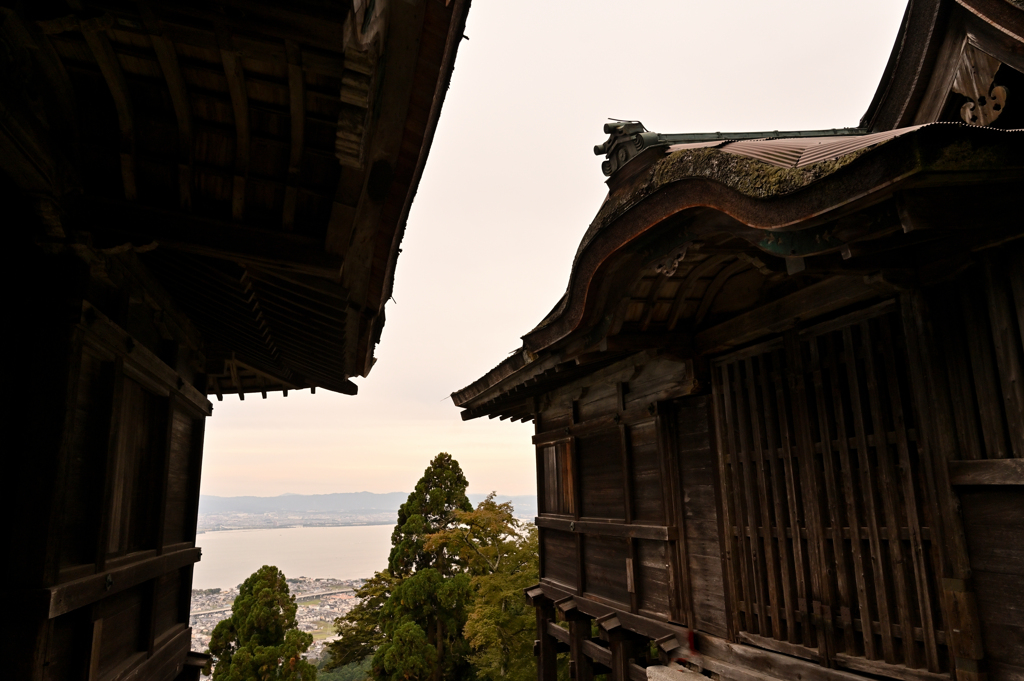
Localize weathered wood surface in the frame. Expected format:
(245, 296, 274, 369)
(675, 396, 729, 639)
(960, 487, 1024, 676)
(43, 547, 201, 619)
(711, 304, 953, 674)
(536, 517, 674, 542)
(949, 459, 1024, 485)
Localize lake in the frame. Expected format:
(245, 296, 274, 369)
(192, 524, 394, 590)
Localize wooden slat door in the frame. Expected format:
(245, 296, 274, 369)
(712, 302, 950, 676)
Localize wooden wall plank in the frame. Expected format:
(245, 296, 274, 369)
(719, 361, 756, 635)
(757, 350, 799, 646)
(745, 356, 782, 640)
(860, 320, 919, 668)
(578, 430, 626, 520)
(785, 330, 835, 658)
(982, 255, 1024, 459)
(960, 285, 1011, 460)
(807, 337, 856, 655)
(583, 535, 631, 608)
(771, 345, 815, 649)
(844, 325, 896, 663)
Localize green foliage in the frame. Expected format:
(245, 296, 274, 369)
(389, 452, 472, 577)
(316, 657, 371, 681)
(325, 571, 397, 670)
(204, 565, 317, 681)
(372, 568, 474, 681)
(327, 455, 541, 681)
(434, 494, 539, 681)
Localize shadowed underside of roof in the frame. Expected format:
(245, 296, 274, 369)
(452, 123, 1024, 418)
(4, 0, 472, 397)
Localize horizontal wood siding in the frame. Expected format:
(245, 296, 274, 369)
(44, 609, 91, 681)
(540, 528, 577, 589)
(153, 569, 184, 638)
(97, 583, 148, 676)
(578, 430, 625, 520)
(583, 534, 630, 608)
(163, 407, 195, 546)
(629, 421, 664, 524)
(676, 396, 728, 638)
(60, 350, 114, 572)
(961, 488, 1024, 677)
(636, 539, 672, 619)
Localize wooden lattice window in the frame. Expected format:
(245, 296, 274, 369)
(539, 441, 575, 516)
(712, 302, 950, 676)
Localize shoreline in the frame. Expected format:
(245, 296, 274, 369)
(197, 521, 396, 534)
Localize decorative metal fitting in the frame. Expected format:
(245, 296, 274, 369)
(594, 120, 650, 177)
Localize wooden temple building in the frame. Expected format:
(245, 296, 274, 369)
(452, 1, 1024, 681)
(4, 0, 470, 678)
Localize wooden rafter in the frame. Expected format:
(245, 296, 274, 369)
(283, 40, 305, 231)
(81, 28, 136, 200)
(217, 29, 249, 222)
(140, 3, 193, 209)
(639, 274, 667, 331)
(694, 258, 748, 327)
(666, 253, 732, 330)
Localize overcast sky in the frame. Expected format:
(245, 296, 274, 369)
(200, 0, 908, 498)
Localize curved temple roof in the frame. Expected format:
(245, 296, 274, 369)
(452, 121, 1023, 419)
(452, 0, 1023, 421)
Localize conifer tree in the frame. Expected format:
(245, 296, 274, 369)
(205, 565, 316, 681)
(324, 571, 396, 669)
(375, 452, 475, 681)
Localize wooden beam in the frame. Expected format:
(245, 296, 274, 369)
(283, 39, 305, 231)
(77, 196, 343, 277)
(81, 29, 136, 200)
(218, 30, 249, 221)
(141, 4, 193, 209)
(948, 459, 1024, 485)
(695, 276, 886, 355)
(535, 516, 674, 541)
(546, 620, 571, 646)
(582, 639, 613, 668)
(41, 547, 200, 619)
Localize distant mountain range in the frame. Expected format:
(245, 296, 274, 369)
(198, 492, 537, 519)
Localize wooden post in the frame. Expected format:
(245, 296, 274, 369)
(608, 631, 638, 681)
(527, 587, 557, 681)
(558, 598, 594, 681)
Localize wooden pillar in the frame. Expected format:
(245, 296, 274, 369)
(557, 597, 593, 681)
(526, 587, 557, 681)
(597, 613, 641, 681)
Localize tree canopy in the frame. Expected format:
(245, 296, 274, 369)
(388, 452, 473, 577)
(205, 565, 317, 681)
(325, 453, 542, 681)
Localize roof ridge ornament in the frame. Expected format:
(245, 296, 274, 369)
(595, 122, 868, 177)
(952, 44, 1007, 127)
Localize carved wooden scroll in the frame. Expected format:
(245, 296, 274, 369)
(952, 44, 1007, 126)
